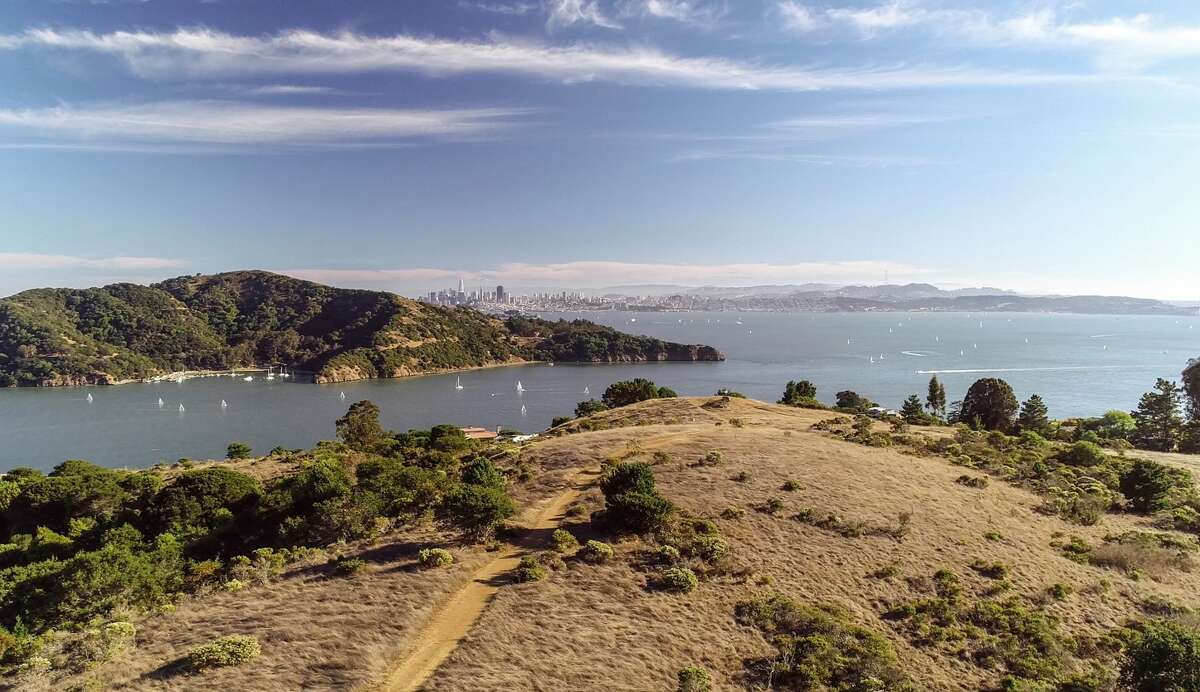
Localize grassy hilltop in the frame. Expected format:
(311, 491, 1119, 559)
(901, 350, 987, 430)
(0, 270, 722, 387)
(11, 393, 1200, 691)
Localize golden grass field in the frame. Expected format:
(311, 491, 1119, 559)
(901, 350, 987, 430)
(41, 397, 1200, 691)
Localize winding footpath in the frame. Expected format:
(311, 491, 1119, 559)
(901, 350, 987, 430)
(380, 468, 599, 692)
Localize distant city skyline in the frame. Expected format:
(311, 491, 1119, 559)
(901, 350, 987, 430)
(3, 1, 1200, 299)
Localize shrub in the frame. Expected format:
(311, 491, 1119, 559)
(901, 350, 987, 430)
(417, 548, 454, 568)
(460, 457, 505, 489)
(442, 484, 516, 538)
(1047, 583, 1072, 600)
(225, 442, 252, 460)
(1121, 459, 1192, 514)
(1120, 619, 1200, 691)
(601, 379, 676, 408)
(600, 463, 673, 534)
(735, 594, 910, 690)
(970, 559, 1009, 579)
(574, 399, 608, 417)
(657, 545, 681, 564)
(514, 556, 548, 583)
(677, 666, 713, 692)
(720, 507, 746, 520)
(656, 567, 699, 593)
(955, 475, 989, 489)
(578, 540, 614, 564)
(781, 479, 801, 491)
(188, 634, 261, 669)
(551, 529, 579, 553)
(1018, 430, 1048, 448)
(1060, 441, 1107, 467)
(331, 556, 366, 576)
(335, 400, 387, 451)
(700, 451, 724, 467)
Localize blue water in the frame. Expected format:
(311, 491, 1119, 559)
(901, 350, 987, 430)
(1, 311, 1196, 470)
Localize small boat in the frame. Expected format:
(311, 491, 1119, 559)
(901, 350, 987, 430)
(455, 377, 464, 391)
(516, 381, 524, 393)
(157, 397, 164, 408)
(178, 403, 185, 413)
(583, 386, 590, 395)
(176, 377, 185, 384)
(86, 392, 93, 403)
(870, 356, 875, 364)
(960, 349, 965, 356)
(973, 343, 978, 349)
(266, 374, 275, 380)
(243, 376, 254, 382)
(520, 404, 527, 416)
(340, 392, 346, 400)
(879, 353, 885, 360)
(220, 399, 228, 408)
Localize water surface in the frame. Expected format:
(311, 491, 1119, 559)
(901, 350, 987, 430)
(1, 311, 1196, 470)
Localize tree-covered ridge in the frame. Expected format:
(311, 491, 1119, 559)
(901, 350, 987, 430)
(0, 271, 723, 387)
(507, 317, 724, 363)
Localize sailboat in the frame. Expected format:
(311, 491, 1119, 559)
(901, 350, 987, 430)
(157, 397, 164, 408)
(86, 392, 93, 403)
(455, 377, 464, 391)
(243, 375, 254, 382)
(520, 404, 527, 416)
(960, 349, 965, 356)
(583, 386, 590, 395)
(178, 403, 185, 413)
(340, 392, 346, 401)
(516, 381, 524, 393)
(870, 356, 875, 364)
(879, 353, 885, 360)
(220, 399, 228, 408)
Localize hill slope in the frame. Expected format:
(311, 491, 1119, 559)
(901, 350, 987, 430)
(35, 397, 1200, 691)
(0, 271, 723, 386)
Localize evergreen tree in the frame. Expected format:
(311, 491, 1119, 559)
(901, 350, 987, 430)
(1018, 394, 1051, 434)
(959, 378, 1018, 432)
(1184, 358, 1200, 420)
(1131, 378, 1185, 452)
(900, 395, 926, 424)
(335, 400, 386, 451)
(779, 380, 818, 406)
(925, 376, 946, 418)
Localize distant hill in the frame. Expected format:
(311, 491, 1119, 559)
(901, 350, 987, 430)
(0, 271, 723, 387)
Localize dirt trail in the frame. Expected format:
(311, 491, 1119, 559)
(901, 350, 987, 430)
(380, 468, 599, 692)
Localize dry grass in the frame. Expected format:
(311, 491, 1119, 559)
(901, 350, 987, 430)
(41, 396, 1200, 691)
(423, 397, 1200, 691)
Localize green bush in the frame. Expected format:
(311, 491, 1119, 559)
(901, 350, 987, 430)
(600, 462, 673, 534)
(1121, 459, 1192, 514)
(550, 529, 579, 553)
(1120, 619, 1200, 691)
(601, 379, 676, 408)
(1060, 441, 1107, 467)
(578, 540, 614, 564)
(331, 556, 366, 576)
(514, 555, 548, 583)
(225, 442, 252, 460)
(442, 484, 516, 538)
(188, 634, 261, 669)
(700, 451, 724, 467)
(656, 567, 698, 593)
(677, 666, 713, 692)
(574, 399, 609, 417)
(735, 594, 910, 690)
(417, 548, 454, 568)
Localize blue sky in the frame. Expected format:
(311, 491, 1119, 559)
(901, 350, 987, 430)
(1, 0, 1199, 299)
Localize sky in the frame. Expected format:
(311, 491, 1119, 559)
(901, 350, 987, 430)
(1, 0, 1199, 299)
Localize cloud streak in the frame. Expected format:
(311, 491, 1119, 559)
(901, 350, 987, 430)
(0, 253, 183, 270)
(0, 101, 532, 146)
(0, 27, 1090, 92)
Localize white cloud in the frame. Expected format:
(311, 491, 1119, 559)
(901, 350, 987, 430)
(244, 84, 341, 96)
(284, 260, 931, 289)
(621, 0, 723, 27)
(776, 1, 819, 33)
(466, 1, 540, 15)
(0, 27, 1089, 92)
(0, 101, 532, 146)
(546, 0, 622, 30)
(0, 253, 183, 270)
(811, 3, 1200, 70)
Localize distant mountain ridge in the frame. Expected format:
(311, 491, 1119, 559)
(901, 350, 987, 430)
(0, 271, 723, 387)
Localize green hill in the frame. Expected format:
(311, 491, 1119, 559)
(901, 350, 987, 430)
(0, 271, 723, 387)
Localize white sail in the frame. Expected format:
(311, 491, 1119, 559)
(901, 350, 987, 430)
(178, 403, 185, 412)
(516, 381, 524, 393)
(520, 404, 527, 416)
(340, 392, 346, 400)
(221, 399, 228, 408)
(455, 377, 463, 391)
(243, 376, 253, 381)
(158, 397, 164, 407)
(86, 392, 93, 402)
(583, 386, 590, 395)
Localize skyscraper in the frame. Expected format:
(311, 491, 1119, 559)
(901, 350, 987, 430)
(458, 277, 465, 294)
(496, 285, 506, 303)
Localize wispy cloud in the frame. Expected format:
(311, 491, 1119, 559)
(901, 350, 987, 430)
(546, 0, 622, 31)
(283, 260, 932, 289)
(0, 101, 533, 147)
(776, 1, 820, 33)
(0, 253, 183, 270)
(619, 0, 724, 28)
(673, 149, 939, 167)
(0, 27, 1092, 92)
(464, 1, 540, 16)
(243, 84, 342, 96)
(785, 2, 1200, 70)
